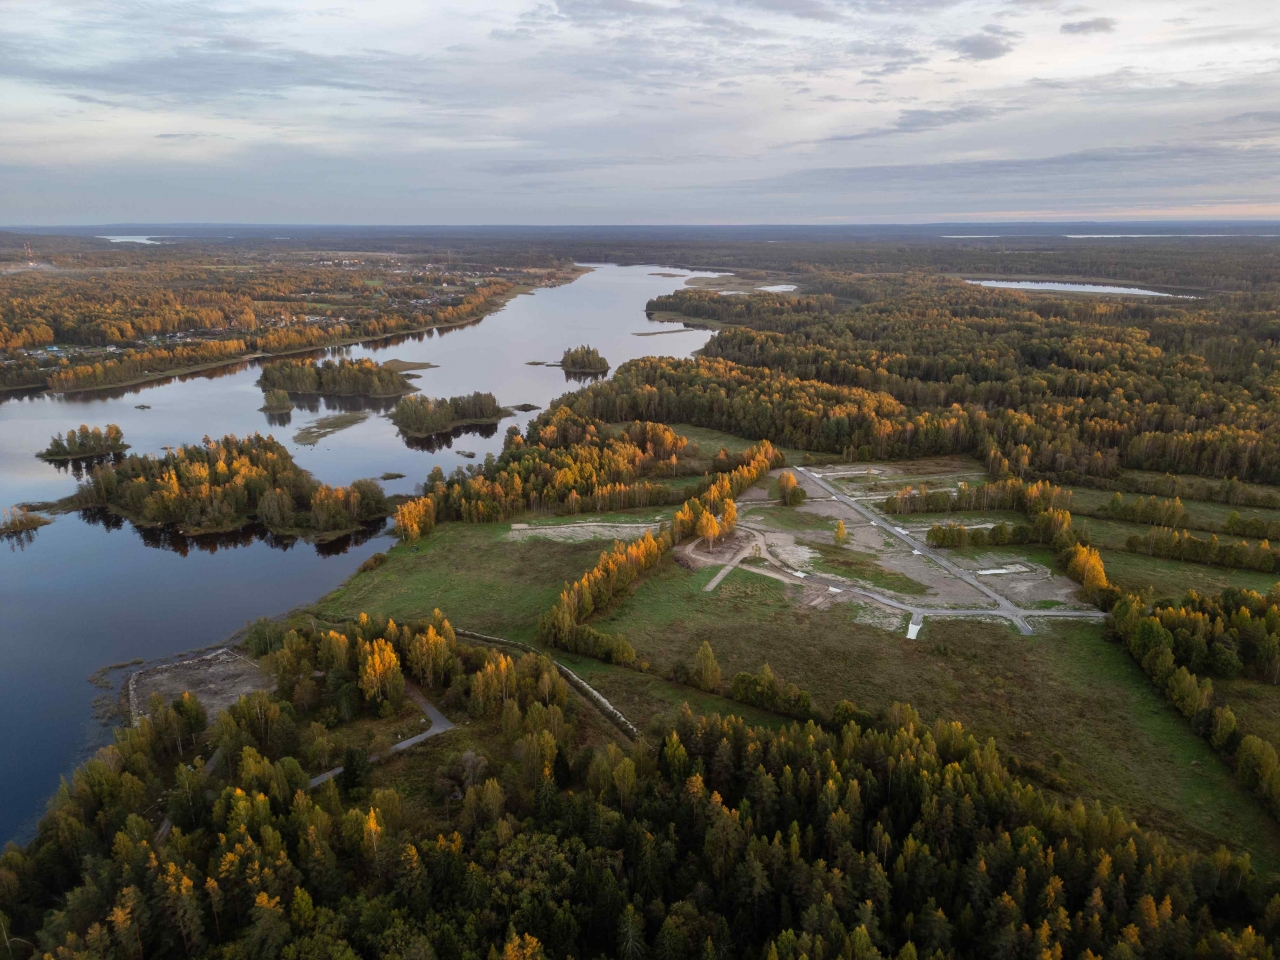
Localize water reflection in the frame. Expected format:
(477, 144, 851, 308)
(288, 393, 402, 415)
(76, 507, 387, 558)
(398, 422, 500, 453)
(46, 451, 128, 481)
(563, 370, 608, 384)
(2, 527, 40, 552)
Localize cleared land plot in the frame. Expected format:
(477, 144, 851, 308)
(1070, 488, 1280, 532)
(1098, 548, 1279, 600)
(129, 648, 270, 722)
(590, 558, 1280, 868)
(312, 521, 607, 643)
(662, 423, 845, 467)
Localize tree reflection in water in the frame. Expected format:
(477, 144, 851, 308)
(76, 507, 386, 558)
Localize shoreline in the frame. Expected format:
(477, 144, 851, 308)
(32, 280, 545, 398)
(393, 410, 513, 439)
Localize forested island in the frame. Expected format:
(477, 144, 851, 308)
(71, 433, 388, 538)
(559, 344, 610, 374)
(389, 391, 510, 438)
(257, 357, 416, 397)
(37, 424, 128, 460)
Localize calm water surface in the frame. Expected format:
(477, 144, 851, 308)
(965, 279, 1188, 297)
(0, 264, 715, 842)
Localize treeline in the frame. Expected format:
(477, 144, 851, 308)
(38, 423, 127, 460)
(27, 280, 513, 392)
(7, 687, 1280, 959)
(257, 358, 413, 397)
(885, 476, 1072, 515)
(535, 441, 778, 668)
(390, 392, 506, 437)
(74, 433, 387, 535)
(404, 411, 759, 526)
(560, 344, 609, 373)
(647, 289, 837, 329)
(914, 476, 1114, 604)
(1076, 471, 1280, 509)
(537, 531, 669, 666)
(1111, 590, 1280, 825)
(0, 257, 513, 349)
(47, 339, 249, 391)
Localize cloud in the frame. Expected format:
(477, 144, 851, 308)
(1060, 17, 1116, 35)
(826, 103, 1001, 140)
(945, 24, 1021, 60)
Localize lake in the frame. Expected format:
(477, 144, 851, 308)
(0, 263, 716, 842)
(965, 279, 1188, 297)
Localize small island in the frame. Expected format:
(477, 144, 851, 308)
(257, 357, 417, 398)
(72, 432, 389, 539)
(1, 505, 51, 538)
(389, 391, 510, 437)
(560, 344, 610, 374)
(37, 424, 129, 461)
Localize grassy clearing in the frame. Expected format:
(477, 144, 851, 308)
(1071, 487, 1280, 534)
(526, 508, 670, 527)
(1217, 677, 1280, 750)
(798, 539, 930, 595)
(744, 504, 834, 532)
(556, 653, 787, 737)
(1097, 548, 1278, 601)
(590, 556, 1280, 867)
(894, 509, 1028, 527)
(312, 521, 605, 643)
(666, 423, 844, 467)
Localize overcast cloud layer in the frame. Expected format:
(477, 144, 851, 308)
(1, 0, 1278, 223)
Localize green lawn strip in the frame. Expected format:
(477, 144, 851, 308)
(554, 653, 788, 738)
(591, 557, 1280, 866)
(1097, 547, 1279, 601)
(1215, 677, 1280, 749)
(311, 521, 605, 643)
(525, 508, 671, 527)
(891, 509, 1028, 527)
(663, 423, 842, 466)
(1071, 486, 1280, 534)
(798, 539, 930, 595)
(742, 504, 834, 532)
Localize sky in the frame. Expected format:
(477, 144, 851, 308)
(1, 0, 1278, 224)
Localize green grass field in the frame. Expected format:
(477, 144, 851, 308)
(798, 539, 930, 594)
(1069, 485, 1280, 533)
(743, 504, 835, 532)
(1098, 547, 1278, 601)
(312, 521, 606, 642)
(589, 556, 1280, 867)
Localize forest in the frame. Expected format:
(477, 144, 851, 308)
(637, 278, 1280, 484)
(5, 609, 1279, 960)
(257, 359, 415, 398)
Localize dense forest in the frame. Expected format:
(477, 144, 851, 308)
(73, 434, 387, 536)
(257, 359, 414, 398)
(6, 608, 1279, 960)
(611, 279, 1280, 483)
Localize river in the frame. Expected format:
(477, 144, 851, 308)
(0, 263, 718, 842)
